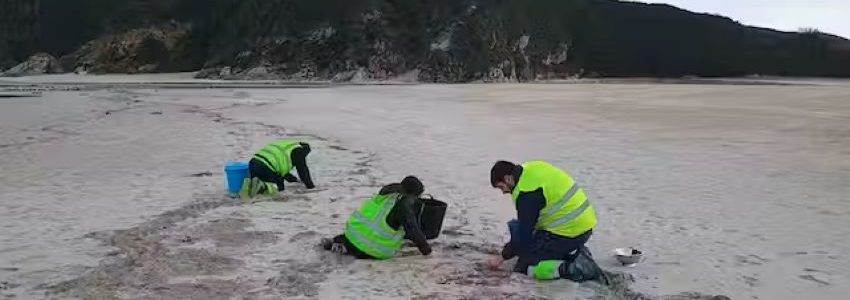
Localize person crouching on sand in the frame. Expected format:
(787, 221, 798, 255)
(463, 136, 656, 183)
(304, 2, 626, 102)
(488, 160, 605, 282)
(239, 139, 315, 198)
(321, 176, 432, 259)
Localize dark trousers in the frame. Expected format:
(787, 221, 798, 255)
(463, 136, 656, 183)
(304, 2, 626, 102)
(248, 146, 311, 191)
(508, 219, 592, 273)
(248, 158, 286, 190)
(332, 234, 374, 259)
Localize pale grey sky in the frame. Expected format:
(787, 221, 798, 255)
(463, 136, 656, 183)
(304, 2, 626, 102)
(646, 0, 850, 38)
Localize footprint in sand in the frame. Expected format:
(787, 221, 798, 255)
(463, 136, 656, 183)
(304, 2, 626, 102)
(1, 281, 21, 290)
(741, 274, 759, 287)
(798, 274, 830, 286)
(441, 227, 474, 237)
(438, 241, 501, 256)
(435, 262, 513, 287)
(266, 261, 330, 297)
(734, 254, 769, 266)
(288, 230, 319, 243)
(798, 268, 831, 286)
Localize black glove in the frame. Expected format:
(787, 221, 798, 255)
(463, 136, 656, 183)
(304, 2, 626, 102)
(419, 244, 432, 256)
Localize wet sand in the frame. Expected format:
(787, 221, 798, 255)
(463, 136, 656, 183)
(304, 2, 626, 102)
(1, 77, 849, 299)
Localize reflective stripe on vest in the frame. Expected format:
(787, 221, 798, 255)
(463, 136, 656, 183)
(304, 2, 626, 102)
(350, 210, 402, 241)
(512, 161, 597, 237)
(540, 198, 591, 230)
(254, 140, 300, 174)
(344, 222, 399, 257)
(268, 141, 300, 173)
(540, 183, 579, 217)
(344, 194, 405, 259)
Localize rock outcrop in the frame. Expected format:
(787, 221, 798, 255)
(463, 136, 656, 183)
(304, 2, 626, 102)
(1, 53, 64, 77)
(67, 24, 188, 74)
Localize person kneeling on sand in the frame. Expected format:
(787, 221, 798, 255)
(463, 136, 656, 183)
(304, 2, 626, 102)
(240, 139, 315, 198)
(488, 160, 605, 282)
(321, 176, 432, 259)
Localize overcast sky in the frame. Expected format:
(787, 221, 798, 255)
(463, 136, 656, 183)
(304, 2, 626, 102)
(645, 0, 850, 38)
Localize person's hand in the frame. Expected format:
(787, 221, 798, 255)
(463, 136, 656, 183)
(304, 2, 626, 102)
(419, 245, 432, 256)
(488, 255, 504, 270)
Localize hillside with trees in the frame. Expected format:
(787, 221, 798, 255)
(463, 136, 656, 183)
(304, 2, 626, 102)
(2, 0, 849, 80)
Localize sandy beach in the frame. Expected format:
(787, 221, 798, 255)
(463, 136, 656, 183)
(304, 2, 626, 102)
(1, 76, 849, 299)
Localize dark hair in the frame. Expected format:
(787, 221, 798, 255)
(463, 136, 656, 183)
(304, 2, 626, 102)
(401, 176, 424, 196)
(490, 160, 516, 187)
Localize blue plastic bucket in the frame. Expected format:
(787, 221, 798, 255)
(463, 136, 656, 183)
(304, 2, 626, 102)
(224, 160, 249, 194)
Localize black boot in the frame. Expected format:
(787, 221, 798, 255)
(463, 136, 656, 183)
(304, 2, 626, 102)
(560, 246, 609, 285)
(320, 238, 347, 254)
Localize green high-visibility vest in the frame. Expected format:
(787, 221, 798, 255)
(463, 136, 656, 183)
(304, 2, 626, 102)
(511, 161, 597, 238)
(253, 139, 302, 176)
(344, 193, 405, 259)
